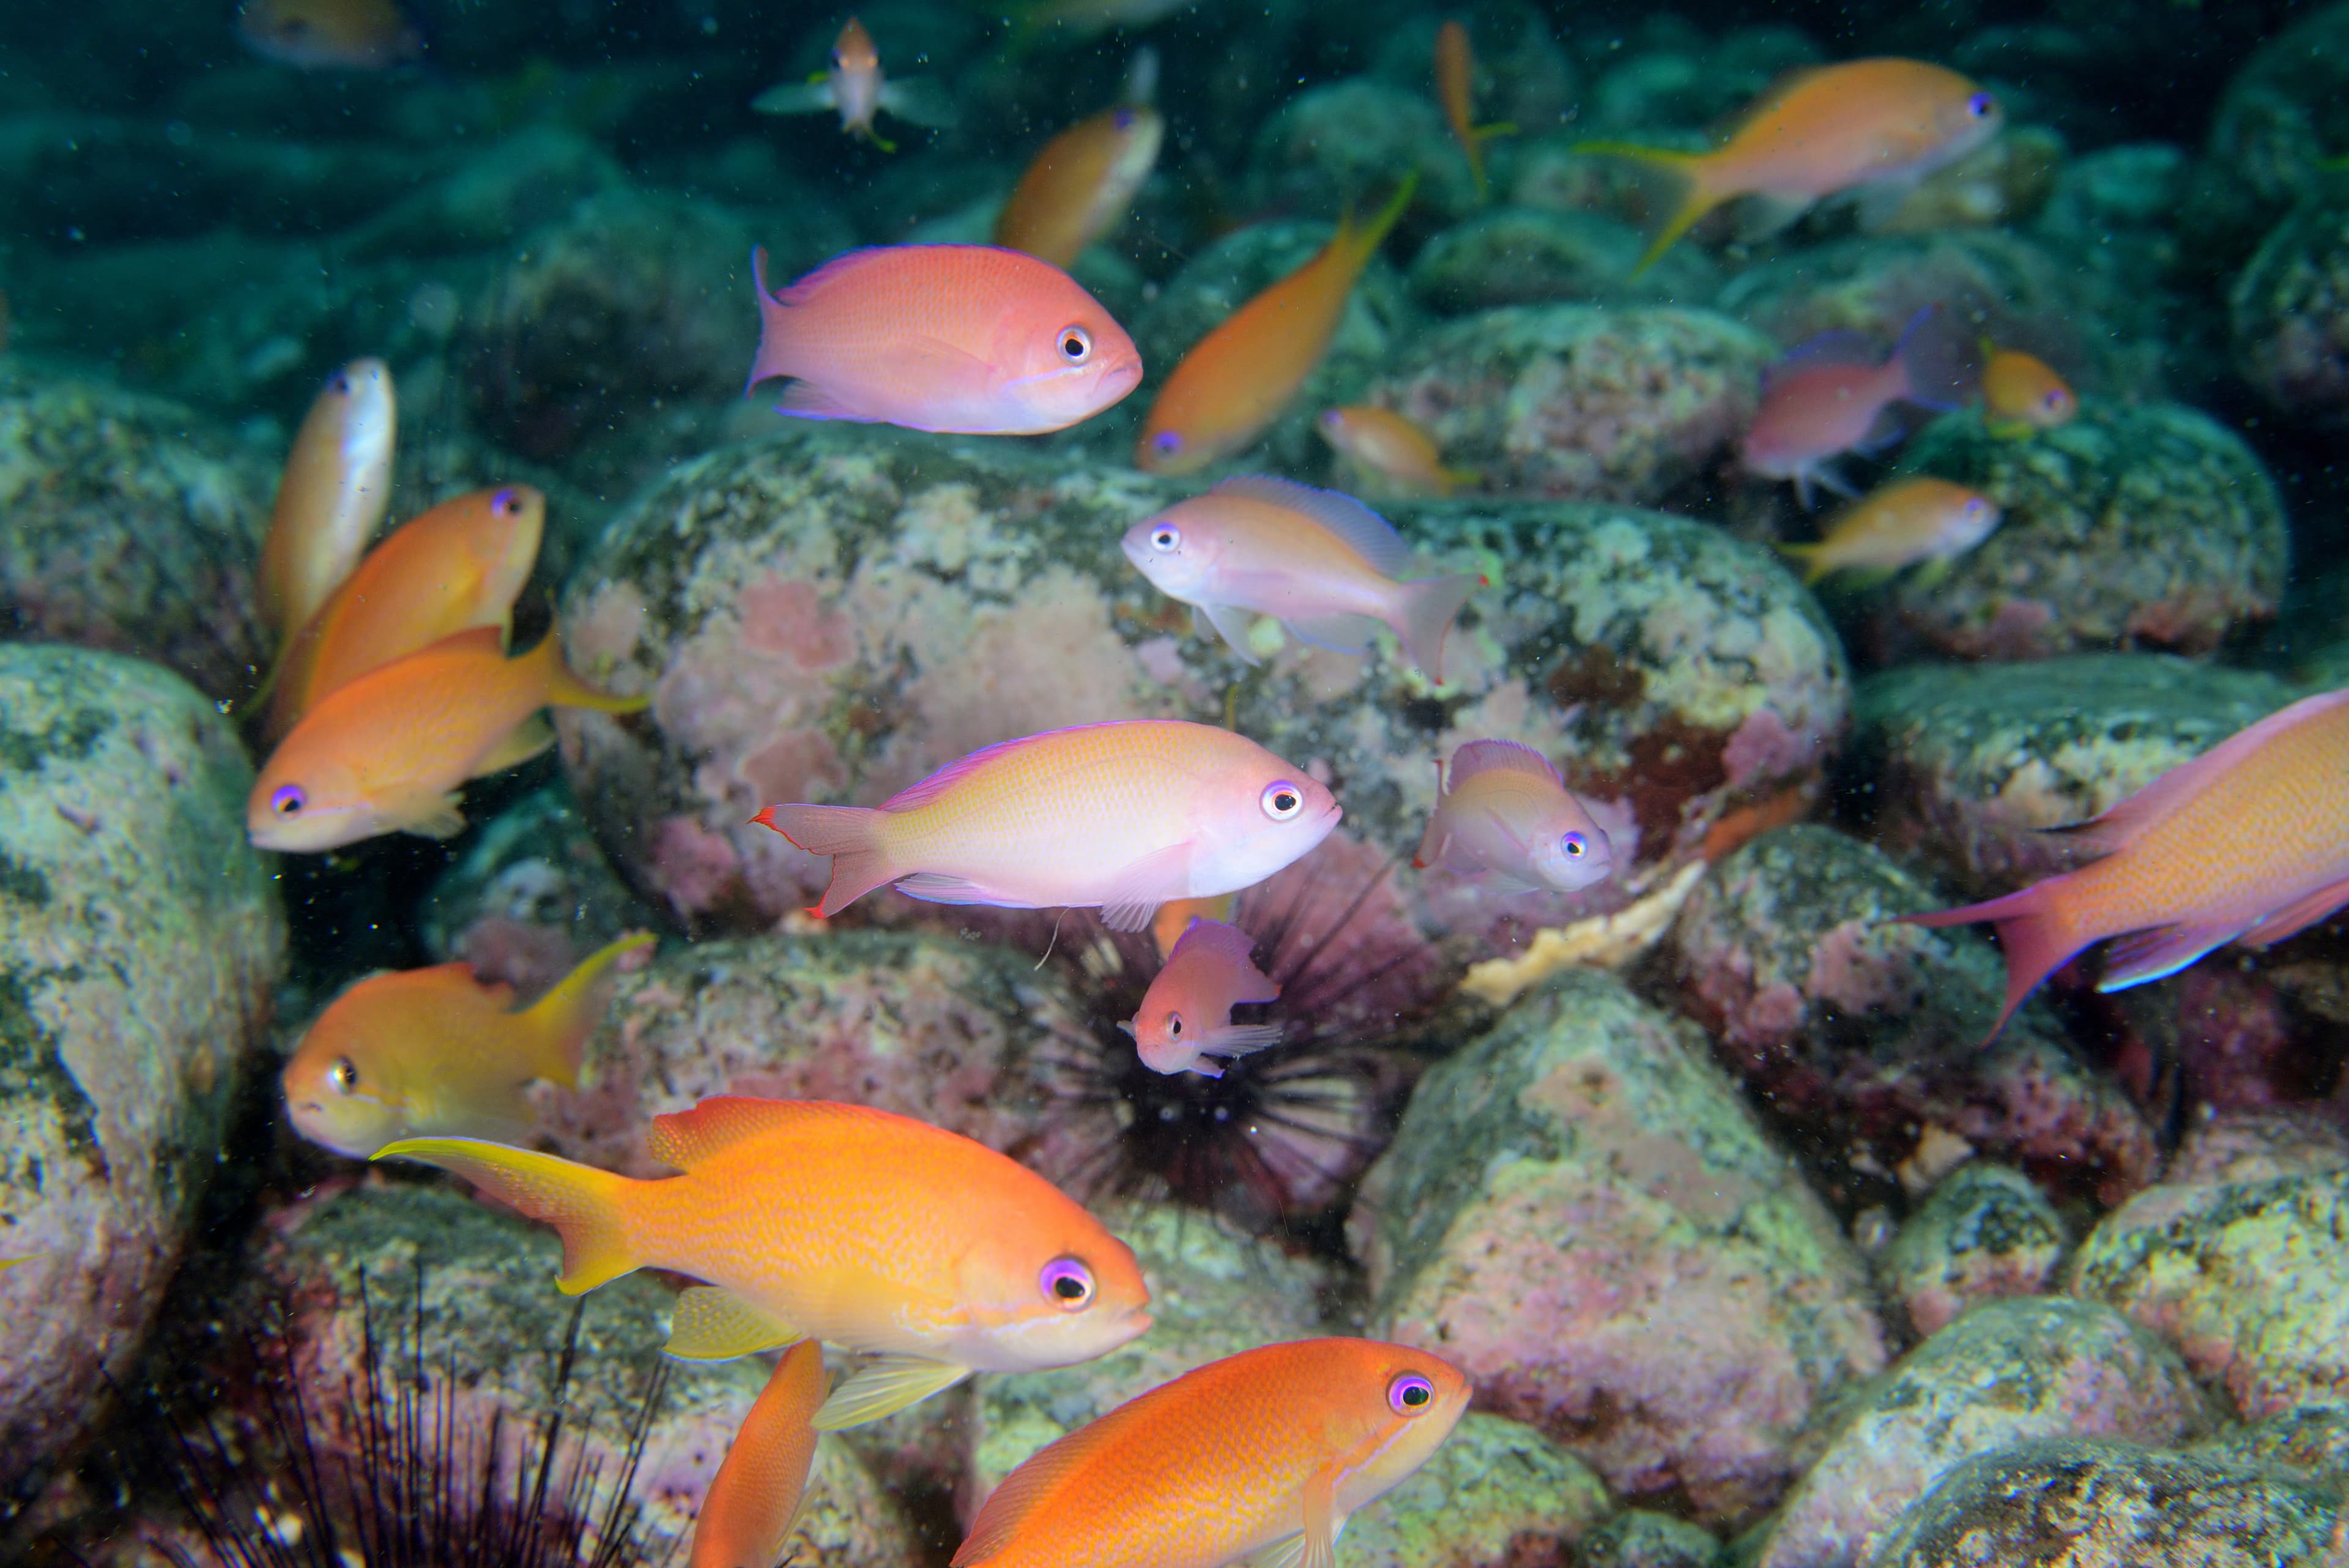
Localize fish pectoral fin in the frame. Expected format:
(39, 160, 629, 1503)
(877, 74, 960, 128)
(1203, 1021, 1286, 1057)
(2096, 920, 2251, 994)
(1193, 601, 1265, 665)
(392, 790, 469, 841)
(472, 715, 557, 779)
(665, 1286, 801, 1362)
(1097, 841, 1195, 933)
(1280, 611, 1382, 656)
(811, 1354, 971, 1430)
(1254, 1479, 1345, 1568)
(752, 79, 837, 114)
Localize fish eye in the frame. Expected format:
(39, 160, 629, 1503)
(1319, 409, 1343, 429)
(1058, 325, 1093, 363)
(1967, 92, 1996, 117)
(1151, 525, 1181, 552)
(270, 784, 306, 816)
(328, 1056, 360, 1094)
(327, 371, 348, 392)
(1114, 108, 1136, 130)
(2046, 390, 2069, 410)
(1389, 1372, 1436, 1414)
(1167, 1013, 1184, 1039)
(1261, 782, 1304, 821)
(1039, 1257, 1096, 1310)
(1562, 832, 1587, 858)
(1154, 431, 1184, 454)
(492, 486, 521, 515)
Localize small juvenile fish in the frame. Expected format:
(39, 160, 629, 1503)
(1980, 343, 2077, 439)
(1119, 918, 1282, 1078)
(1577, 59, 2003, 273)
(250, 627, 647, 852)
(1775, 477, 2001, 585)
(258, 358, 397, 639)
(1906, 688, 2349, 1042)
(995, 104, 1166, 269)
(747, 245, 1141, 435)
(1316, 406, 1475, 497)
(751, 17, 956, 152)
(757, 720, 1339, 933)
(1435, 20, 1515, 204)
(267, 485, 544, 740)
(1742, 308, 1969, 506)
(1121, 475, 1480, 680)
(377, 1096, 1154, 1427)
(1137, 176, 1417, 474)
(690, 1339, 827, 1568)
(281, 931, 653, 1158)
(952, 1337, 1471, 1568)
(1414, 740, 1613, 893)
(239, 0, 423, 70)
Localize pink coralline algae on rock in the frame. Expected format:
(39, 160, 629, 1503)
(1880, 1163, 2069, 1339)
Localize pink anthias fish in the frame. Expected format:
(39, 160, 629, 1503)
(1118, 918, 1283, 1079)
(1121, 476, 1482, 682)
(1414, 740, 1614, 893)
(746, 244, 1143, 436)
(755, 721, 1340, 933)
(1741, 307, 1970, 506)
(1906, 687, 2349, 1042)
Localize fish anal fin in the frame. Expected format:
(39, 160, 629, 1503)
(812, 1354, 971, 1430)
(1282, 611, 1382, 656)
(2244, 876, 2349, 948)
(1208, 476, 1409, 575)
(2097, 921, 2249, 993)
(1099, 841, 1195, 932)
(2056, 690, 2349, 856)
(666, 1286, 801, 1361)
(472, 714, 556, 779)
(892, 871, 1007, 905)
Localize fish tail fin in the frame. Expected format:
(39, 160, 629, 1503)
(746, 245, 800, 394)
(1891, 304, 1971, 412)
(1901, 880, 2085, 1045)
(1572, 143, 1715, 275)
(1337, 171, 1420, 270)
(1439, 464, 1481, 494)
(514, 931, 655, 1087)
(1774, 541, 1827, 584)
(752, 803, 900, 917)
(1393, 572, 1481, 682)
(521, 632, 649, 716)
(373, 1139, 640, 1293)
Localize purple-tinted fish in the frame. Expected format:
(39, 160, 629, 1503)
(1118, 918, 1283, 1078)
(1741, 307, 1969, 506)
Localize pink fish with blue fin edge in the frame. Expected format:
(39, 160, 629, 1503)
(1903, 686, 2349, 1043)
(1414, 739, 1614, 893)
(1741, 306, 1972, 507)
(1119, 917, 1283, 1078)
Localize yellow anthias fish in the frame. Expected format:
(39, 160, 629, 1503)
(1775, 476, 2002, 585)
(690, 1339, 828, 1568)
(280, 932, 653, 1158)
(257, 358, 397, 639)
(1435, 20, 1515, 204)
(1979, 342, 2078, 439)
(751, 17, 956, 152)
(995, 103, 1166, 269)
(1316, 406, 1477, 497)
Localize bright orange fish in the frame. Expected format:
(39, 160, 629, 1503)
(1907, 688, 2349, 1042)
(1119, 918, 1282, 1078)
(1434, 20, 1515, 204)
(952, 1338, 1471, 1568)
(1137, 175, 1417, 475)
(1315, 406, 1475, 497)
(249, 627, 647, 852)
(267, 485, 544, 740)
(238, 0, 423, 70)
(377, 1096, 1154, 1427)
(690, 1339, 827, 1568)
(995, 103, 1166, 269)
(1775, 476, 2000, 585)
(281, 931, 653, 1158)
(258, 358, 397, 639)
(751, 17, 956, 151)
(1578, 59, 2003, 273)
(1980, 343, 2077, 439)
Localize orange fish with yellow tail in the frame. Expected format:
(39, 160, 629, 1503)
(953, 1338, 1469, 1568)
(1137, 175, 1417, 475)
(1434, 20, 1515, 204)
(266, 484, 544, 740)
(1979, 341, 2077, 438)
(376, 1097, 1152, 1428)
(1906, 688, 2349, 1042)
(1576, 59, 2003, 273)
(249, 626, 646, 853)
(690, 1339, 828, 1568)
(258, 358, 397, 639)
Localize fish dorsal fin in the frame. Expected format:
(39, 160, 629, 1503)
(1168, 916, 1264, 969)
(1210, 475, 1408, 576)
(772, 246, 892, 307)
(1720, 63, 1836, 141)
(880, 722, 1144, 814)
(1767, 330, 1883, 383)
(1445, 739, 1563, 791)
(956, 1413, 1129, 1565)
(646, 1096, 896, 1170)
(2051, 688, 2349, 855)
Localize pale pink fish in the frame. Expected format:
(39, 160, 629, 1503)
(1118, 918, 1282, 1078)
(749, 17, 957, 152)
(1414, 740, 1614, 893)
(1740, 307, 1969, 507)
(755, 721, 1340, 933)
(746, 243, 1143, 436)
(1121, 475, 1482, 681)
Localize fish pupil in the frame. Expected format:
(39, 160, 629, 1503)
(1154, 431, 1182, 453)
(330, 1057, 358, 1093)
(1564, 834, 1584, 856)
(1168, 1014, 1183, 1038)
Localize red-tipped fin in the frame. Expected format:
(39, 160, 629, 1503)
(1901, 879, 2085, 1044)
(755, 801, 899, 916)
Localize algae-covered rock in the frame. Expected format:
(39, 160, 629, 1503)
(1406, 207, 1723, 312)
(1882, 1164, 2069, 1337)
(1249, 78, 1479, 225)
(2203, 2, 2349, 250)
(1339, 1412, 1614, 1568)
(1758, 1299, 2213, 1568)
(0, 645, 284, 1513)
(2232, 199, 2349, 422)
(1352, 970, 1888, 1526)
(1580, 1510, 1722, 1568)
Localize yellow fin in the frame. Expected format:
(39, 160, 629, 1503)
(373, 1137, 638, 1293)
(812, 1354, 971, 1430)
(666, 1286, 801, 1361)
(389, 788, 469, 840)
(1336, 170, 1419, 271)
(1572, 141, 1716, 275)
(1773, 541, 1826, 585)
(521, 632, 650, 716)
(472, 714, 555, 779)
(513, 931, 654, 1088)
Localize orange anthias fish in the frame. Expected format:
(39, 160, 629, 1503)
(1906, 688, 2349, 1042)
(1415, 740, 1613, 893)
(377, 1096, 1154, 1426)
(757, 721, 1340, 933)
(1980, 343, 2077, 439)
(1121, 475, 1480, 680)
(281, 931, 653, 1158)
(747, 245, 1141, 436)
(690, 1339, 827, 1568)
(238, 0, 423, 70)
(1577, 59, 2004, 273)
(995, 103, 1166, 269)
(952, 1338, 1471, 1568)
(1316, 406, 1475, 498)
(267, 485, 545, 740)
(1137, 175, 1417, 474)
(1741, 308, 1970, 507)
(1434, 20, 1515, 204)
(257, 358, 397, 639)
(751, 17, 956, 152)
(1775, 476, 2001, 585)
(250, 627, 647, 852)
(1119, 918, 1282, 1078)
